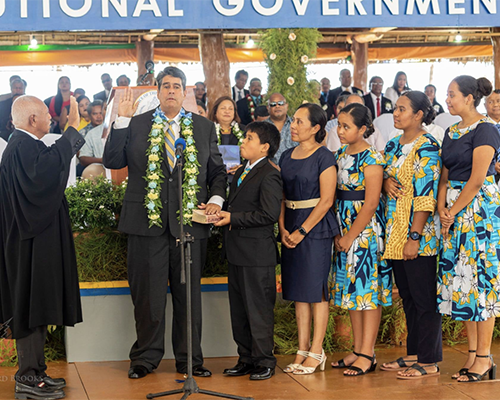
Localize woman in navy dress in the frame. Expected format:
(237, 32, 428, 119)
(437, 76, 500, 382)
(279, 103, 339, 375)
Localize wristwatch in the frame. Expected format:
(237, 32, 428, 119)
(409, 231, 421, 241)
(298, 226, 308, 236)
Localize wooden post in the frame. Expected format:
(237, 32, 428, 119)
(351, 39, 368, 93)
(136, 38, 155, 86)
(492, 28, 500, 89)
(199, 33, 231, 112)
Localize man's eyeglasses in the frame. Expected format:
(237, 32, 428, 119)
(371, 83, 383, 86)
(269, 101, 286, 107)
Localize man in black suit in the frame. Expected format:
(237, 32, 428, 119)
(236, 78, 263, 125)
(93, 73, 112, 102)
(215, 121, 282, 381)
(327, 69, 364, 112)
(363, 76, 393, 119)
(232, 70, 249, 102)
(103, 66, 227, 379)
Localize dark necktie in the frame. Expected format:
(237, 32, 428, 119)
(376, 97, 381, 118)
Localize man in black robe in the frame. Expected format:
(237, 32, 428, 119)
(0, 95, 84, 400)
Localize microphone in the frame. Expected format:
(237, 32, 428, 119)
(174, 138, 186, 164)
(145, 60, 155, 75)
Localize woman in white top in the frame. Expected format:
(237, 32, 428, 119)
(385, 72, 410, 106)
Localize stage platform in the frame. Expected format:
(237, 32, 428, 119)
(0, 341, 499, 400)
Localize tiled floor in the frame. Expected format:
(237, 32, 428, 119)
(0, 341, 499, 400)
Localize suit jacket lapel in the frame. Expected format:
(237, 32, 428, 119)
(230, 159, 268, 203)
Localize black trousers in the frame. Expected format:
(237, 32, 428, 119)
(228, 263, 276, 368)
(15, 326, 47, 385)
(391, 255, 443, 363)
(127, 229, 207, 372)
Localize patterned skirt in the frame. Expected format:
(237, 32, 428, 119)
(437, 177, 500, 321)
(333, 200, 392, 310)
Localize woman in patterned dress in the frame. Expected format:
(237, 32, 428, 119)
(330, 103, 391, 376)
(380, 91, 443, 379)
(437, 76, 500, 382)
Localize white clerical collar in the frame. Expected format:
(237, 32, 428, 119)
(17, 128, 41, 141)
(245, 156, 266, 170)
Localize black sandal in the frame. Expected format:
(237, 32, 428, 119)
(459, 355, 497, 382)
(344, 353, 377, 376)
(380, 356, 418, 371)
(397, 363, 440, 380)
(452, 350, 476, 380)
(331, 351, 360, 369)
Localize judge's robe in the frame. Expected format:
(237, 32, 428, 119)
(0, 128, 84, 339)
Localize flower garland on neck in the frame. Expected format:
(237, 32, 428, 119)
(246, 94, 257, 121)
(144, 107, 200, 228)
(215, 121, 245, 145)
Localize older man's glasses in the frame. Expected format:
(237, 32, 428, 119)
(269, 101, 286, 107)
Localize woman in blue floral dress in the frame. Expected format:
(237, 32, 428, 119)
(437, 76, 500, 382)
(380, 91, 442, 380)
(331, 103, 390, 376)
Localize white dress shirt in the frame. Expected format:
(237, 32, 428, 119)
(17, 128, 41, 141)
(244, 156, 266, 171)
(0, 137, 7, 162)
(113, 111, 224, 208)
(233, 85, 245, 101)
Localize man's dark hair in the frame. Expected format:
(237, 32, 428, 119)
(369, 76, 383, 85)
(156, 66, 187, 90)
(245, 121, 280, 159)
(196, 100, 207, 112)
(87, 99, 104, 115)
(254, 105, 269, 118)
(336, 94, 350, 107)
(235, 70, 248, 80)
(249, 78, 261, 86)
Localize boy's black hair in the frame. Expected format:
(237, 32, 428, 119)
(245, 121, 280, 159)
(254, 105, 269, 118)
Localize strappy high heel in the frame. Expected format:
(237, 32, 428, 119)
(293, 349, 327, 375)
(452, 350, 476, 380)
(459, 355, 496, 382)
(344, 353, 377, 377)
(331, 351, 360, 369)
(283, 350, 309, 373)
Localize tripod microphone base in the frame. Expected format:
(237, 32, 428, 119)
(146, 376, 254, 400)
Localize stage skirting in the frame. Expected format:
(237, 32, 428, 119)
(66, 278, 237, 363)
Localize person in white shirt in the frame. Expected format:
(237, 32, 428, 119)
(363, 76, 393, 119)
(385, 71, 410, 105)
(326, 94, 386, 153)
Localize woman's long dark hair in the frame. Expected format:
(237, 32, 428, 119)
(392, 71, 409, 94)
(54, 76, 71, 116)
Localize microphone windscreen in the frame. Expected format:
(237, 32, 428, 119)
(174, 138, 186, 150)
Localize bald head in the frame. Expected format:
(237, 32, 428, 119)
(12, 95, 51, 138)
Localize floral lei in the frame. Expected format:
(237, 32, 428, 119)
(144, 107, 200, 228)
(246, 94, 256, 121)
(215, 121, 245, 145)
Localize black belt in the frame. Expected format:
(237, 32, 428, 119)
(336, 189, 365, 201)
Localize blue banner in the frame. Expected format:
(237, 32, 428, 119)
(0, 0, 498, 31)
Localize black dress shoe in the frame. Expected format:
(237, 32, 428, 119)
(128, 365, 149, 379)
(15, 381, 65, 399)
(193, 366, 212, 377)
(41, 376, 66, 390)
(223, 362, 255, 376)
(249, 367, 275, 381)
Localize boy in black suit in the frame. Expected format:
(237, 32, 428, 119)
(215, 122, 282, 381)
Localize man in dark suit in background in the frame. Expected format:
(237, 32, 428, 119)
(93, 73, 112, 102)
(232, 70, 249, 102)
(363, 76, 393, 119)
(236, 78, 263, 125)
(103, 67, 226, 380)
(216, 121, 282, 381)
(327, 69, 364, 113)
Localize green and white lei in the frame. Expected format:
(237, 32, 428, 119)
(215, 121, 245, 146)
(144, 107, 200, 228)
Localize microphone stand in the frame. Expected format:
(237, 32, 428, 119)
(147, 150, 253, 400)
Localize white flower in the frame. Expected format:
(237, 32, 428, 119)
(434, 105, 440, 112)
(287, 77, 295, 86)
(385, 102, 392, 111)
(301, 55, 309, 63)
(269, 53, 276, 60)
(453, 263, 473, 294)
(288, 32, 296, 41)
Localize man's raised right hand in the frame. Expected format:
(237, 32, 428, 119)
(118, 87, 138, 118)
